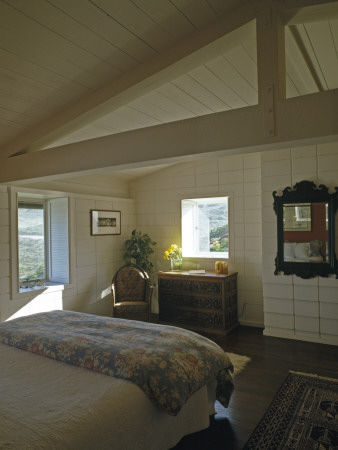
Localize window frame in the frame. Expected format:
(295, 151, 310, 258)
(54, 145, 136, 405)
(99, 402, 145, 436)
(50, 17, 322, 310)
(10, 187, 73, 299)
(180, 194, 233, 260)
(18, 200, 47, 284)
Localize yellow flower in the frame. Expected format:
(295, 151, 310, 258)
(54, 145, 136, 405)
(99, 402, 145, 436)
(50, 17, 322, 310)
(163, 243, 182, 262)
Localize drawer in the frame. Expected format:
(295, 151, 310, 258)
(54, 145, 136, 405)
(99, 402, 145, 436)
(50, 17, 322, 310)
(225, 277, 236, 292)
(160, 306, 224, 328)
(160, 292, 223, 311)
(157, 271, 238, 334)
(225, 307, 237, 327)
(225, 291, 237, 307)
(159, 278, 222, 295)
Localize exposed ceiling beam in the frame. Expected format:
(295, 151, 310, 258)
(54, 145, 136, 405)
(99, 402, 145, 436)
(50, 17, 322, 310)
(277, 88, 338, 141)
(0, 105, 263, 183)
(288, 25, 325, 92)
(281, 0, 338, 25)
(1, 88, 337, 184)
(1, 0, 335, 176)
(0, 0, 262, 158)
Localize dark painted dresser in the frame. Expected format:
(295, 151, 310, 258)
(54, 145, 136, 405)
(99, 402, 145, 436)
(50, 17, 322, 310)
(158, 270, 238, 335)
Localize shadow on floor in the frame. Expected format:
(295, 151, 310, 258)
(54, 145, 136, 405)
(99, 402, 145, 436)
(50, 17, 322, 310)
(171, 416, 240, 450)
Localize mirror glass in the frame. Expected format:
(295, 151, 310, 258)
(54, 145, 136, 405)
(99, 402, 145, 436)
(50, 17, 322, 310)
(273, 181, 338, 279)
(283, 202, 329, 263)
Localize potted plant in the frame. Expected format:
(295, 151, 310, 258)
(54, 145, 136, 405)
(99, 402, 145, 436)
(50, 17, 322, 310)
(124, 229, 157, 275)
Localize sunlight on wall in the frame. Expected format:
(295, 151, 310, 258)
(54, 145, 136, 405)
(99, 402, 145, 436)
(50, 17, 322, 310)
(100, 286, 111, 299)
(7, 286, 64, 321)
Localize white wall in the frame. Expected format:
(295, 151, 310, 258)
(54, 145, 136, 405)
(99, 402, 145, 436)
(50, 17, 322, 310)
(130, 153, 264, 327)
(17, 173, 131, 199)
(1, 143, 337, 345)
(0, 183, 135, 322)
(262, 142, 338, 346)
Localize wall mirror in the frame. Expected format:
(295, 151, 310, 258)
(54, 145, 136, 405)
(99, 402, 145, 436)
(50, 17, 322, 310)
(273, 180, 338, 279)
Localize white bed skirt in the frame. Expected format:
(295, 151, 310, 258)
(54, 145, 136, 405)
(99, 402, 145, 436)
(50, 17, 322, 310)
(0, 343, 217, 450)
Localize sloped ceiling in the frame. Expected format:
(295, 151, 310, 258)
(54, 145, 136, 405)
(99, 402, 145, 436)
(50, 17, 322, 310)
(0, 0, 337, 181)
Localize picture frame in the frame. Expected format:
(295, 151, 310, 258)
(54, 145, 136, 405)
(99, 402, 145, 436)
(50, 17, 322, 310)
(90, 210, 121, 236)
(283, 203, 312, 231)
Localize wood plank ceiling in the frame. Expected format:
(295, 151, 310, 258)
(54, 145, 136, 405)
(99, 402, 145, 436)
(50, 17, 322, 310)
(0, 0, 337, 159)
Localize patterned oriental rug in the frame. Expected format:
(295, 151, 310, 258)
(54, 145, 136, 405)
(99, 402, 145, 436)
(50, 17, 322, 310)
(244, 371, 338, 449)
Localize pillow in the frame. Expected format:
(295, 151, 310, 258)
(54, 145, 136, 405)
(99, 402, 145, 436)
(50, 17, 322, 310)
(294, 242, 310, 259)
(309, 240, 322, 257)
(284, 242, 296, 259)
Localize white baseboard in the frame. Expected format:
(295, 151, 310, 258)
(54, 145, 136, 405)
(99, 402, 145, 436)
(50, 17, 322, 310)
(239, 319, 264, 328)
(263, 328, 338, 346)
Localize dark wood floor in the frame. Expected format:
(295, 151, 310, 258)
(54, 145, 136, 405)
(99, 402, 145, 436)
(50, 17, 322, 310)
(172, 326, 338, 450)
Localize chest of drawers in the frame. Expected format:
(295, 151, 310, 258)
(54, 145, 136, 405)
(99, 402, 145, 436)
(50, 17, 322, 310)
(158, 271, 238, 335)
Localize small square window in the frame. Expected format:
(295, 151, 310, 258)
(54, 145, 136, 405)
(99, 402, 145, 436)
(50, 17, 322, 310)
(181, 197, 229, 258)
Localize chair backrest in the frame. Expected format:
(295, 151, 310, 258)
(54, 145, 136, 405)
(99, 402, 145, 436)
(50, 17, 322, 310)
(111, 263, 152, 304)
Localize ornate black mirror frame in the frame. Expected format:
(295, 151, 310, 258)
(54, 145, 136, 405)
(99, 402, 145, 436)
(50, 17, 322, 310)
(273, 180, 338, 279)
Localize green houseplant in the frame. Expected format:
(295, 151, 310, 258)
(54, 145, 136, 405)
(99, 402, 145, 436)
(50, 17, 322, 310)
(124, 229, 157, 275)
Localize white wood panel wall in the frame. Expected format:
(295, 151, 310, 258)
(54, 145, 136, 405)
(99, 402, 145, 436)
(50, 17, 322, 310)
(0, 184, 135, 322)
(261, 142, 338, 346)
(130, 152, 264, 326)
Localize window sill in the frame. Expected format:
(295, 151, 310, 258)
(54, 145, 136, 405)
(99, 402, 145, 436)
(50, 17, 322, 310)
(15, 282, 66, 298)
(183, 254, 229, 259)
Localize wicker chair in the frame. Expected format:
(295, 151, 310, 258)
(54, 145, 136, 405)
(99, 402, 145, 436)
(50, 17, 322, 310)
(111, 263, 153, 322)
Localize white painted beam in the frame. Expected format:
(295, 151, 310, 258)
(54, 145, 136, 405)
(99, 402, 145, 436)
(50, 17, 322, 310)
(256, 5, 286, 140)
(1, 89, 337, 184)
(277, 88, 338, 141)
(0, 1, 262, 158)
(0, 0, 335, 168)
(281, 1, 338, 25)
(0, 105, 263, 182)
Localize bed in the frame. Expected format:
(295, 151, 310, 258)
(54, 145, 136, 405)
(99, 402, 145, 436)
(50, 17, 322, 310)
(0, 310, 234, 450)
(284, 240, 325, 262)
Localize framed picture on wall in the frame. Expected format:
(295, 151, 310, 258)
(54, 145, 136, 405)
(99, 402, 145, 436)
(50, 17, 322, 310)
(91, 210, 121, 235)
(283, 203, 312, 231)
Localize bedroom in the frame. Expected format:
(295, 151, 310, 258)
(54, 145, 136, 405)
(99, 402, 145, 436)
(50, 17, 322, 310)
(0, 0, 337, 448)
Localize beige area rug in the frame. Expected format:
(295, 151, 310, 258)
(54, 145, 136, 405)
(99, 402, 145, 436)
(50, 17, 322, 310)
(227, 352, 251, 376)
(214, 352, 251, 417)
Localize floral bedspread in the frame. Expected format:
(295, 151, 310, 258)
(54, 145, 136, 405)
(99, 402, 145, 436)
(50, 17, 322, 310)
(0, 310, 234, 415)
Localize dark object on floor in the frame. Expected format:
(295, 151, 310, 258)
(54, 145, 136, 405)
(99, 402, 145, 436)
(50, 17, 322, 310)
(243, 371, 338, 449)
(170, 326, 338, 449)
(171, 416, 238, 450)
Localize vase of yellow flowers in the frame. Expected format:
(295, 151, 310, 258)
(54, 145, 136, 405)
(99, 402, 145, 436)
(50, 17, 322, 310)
(164, 244, 183, 270)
